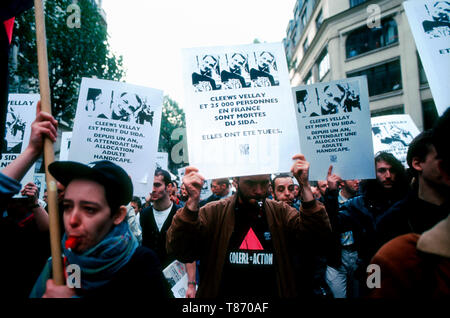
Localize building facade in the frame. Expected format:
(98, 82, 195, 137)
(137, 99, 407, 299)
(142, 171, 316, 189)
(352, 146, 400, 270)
(284, 0, 439, 131)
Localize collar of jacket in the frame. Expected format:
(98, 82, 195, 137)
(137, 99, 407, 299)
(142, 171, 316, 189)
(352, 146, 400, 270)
(417, 214, 450, 258)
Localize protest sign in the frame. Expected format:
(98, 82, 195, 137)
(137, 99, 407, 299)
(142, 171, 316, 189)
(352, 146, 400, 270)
(371, 114, 420, 167)
(182, 42, 301, 179)
(404, 0, 450, 116)
(69, 78, 163, 197)
(1, 94, 39, 192)
(156, 152, 169, 171)
(59, 131, 72, 161)
(293, 76, 375, 181)
(163, 260, 189, 298)
(178, 166, 212, 200)
(201, 180, 212, 200)
(177, 166, 186, 183)
(34, 173, 46, 200)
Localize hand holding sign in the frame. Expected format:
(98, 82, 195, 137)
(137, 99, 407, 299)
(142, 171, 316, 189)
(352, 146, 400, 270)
(28, 101, 58, 158)
(291, 154, 314, 203)
(183, 166, 205, 212)
(20, 182, 40, 204)
(326, 165, 342, 191)
(291, 154, 310, 185)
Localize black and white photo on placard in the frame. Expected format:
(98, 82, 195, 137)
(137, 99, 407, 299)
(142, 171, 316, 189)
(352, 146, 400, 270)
(84, 86, 154, 126)
(295, 81, 361, 118)
(191, 50, 281, 92)
(317, 82, 361, 115)
(295, 89, 317, 117)
(422, 1, 450, 38)
(249, 51, 279, 87)
(4, 107, 26, 153)
(371, 114, 420, 167)
(220, 52, 250, 89)
(372, 124, 414, 147)
(192, 54, 222, 92)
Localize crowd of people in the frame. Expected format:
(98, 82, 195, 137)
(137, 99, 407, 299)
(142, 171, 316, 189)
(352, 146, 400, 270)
(0, 102, 449, 299)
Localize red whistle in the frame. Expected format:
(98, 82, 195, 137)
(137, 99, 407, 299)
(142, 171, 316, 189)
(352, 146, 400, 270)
(65, 236, 81, 250)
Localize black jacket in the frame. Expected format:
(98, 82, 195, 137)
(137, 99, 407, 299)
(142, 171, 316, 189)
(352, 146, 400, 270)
(376, 190, 449, 248)
(140, 203, 179, 268)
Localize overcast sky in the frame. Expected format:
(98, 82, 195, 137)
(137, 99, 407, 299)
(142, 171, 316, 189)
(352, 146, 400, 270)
(102, 0, 297, 106)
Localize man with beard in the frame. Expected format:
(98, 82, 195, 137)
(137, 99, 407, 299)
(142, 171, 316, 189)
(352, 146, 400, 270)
(192, 55, 220, 91)
(321, 84, 346, 115)
(166, 154, 331, 297)
(332, 152, 408, 297)
(369, 108, 450, 298)
(320, 84, 361, 115)
(221, 53, 249, 89)
(250, 51, 278, 87)
(110, 92, 142, 122)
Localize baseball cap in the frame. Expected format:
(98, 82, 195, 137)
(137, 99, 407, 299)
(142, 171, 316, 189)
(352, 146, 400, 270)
(48, 160, 133, 208)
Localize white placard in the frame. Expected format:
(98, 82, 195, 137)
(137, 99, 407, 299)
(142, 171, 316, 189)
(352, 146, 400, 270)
(200, 179, 212, 201)
(59, 131, 72, 161)
(404, 0, 450, 116)
(69, 78, 163, 197)
(293, 76, 375, 181)
(163, 260, 188, 298)
(156, 152, 169, 171)
(182, 42, 301, 179)
(178, 166, 186, 182)
(1, 94, 39, 193)
(371, 114, 420, 167)
(33, 173, 46, 200)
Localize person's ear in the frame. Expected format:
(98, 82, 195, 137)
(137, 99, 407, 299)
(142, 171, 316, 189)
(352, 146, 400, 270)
(113, 206, 128, 225)
(411, 157, 423, 172)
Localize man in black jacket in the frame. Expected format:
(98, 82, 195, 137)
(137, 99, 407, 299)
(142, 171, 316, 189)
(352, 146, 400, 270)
(140, 168, 197, 297)
(376, 129, 449, 247)
(331, 152, 408, 297)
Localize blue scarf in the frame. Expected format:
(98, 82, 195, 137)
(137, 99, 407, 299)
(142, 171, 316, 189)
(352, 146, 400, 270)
(30, 221, 138, 297)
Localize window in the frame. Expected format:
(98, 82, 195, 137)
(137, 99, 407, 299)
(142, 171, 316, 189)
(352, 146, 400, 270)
(317, 48, 330, 80)
(422, 100, 439, 130)
(290, 24, 297, 43)
(348, 59, 402, 96)
(371, 106, 404, 117)
(316, 9, 323, 30)
(350, 0, 368, 8)
(303, 37, 309, 53)
(301, 9, 307, 28)
(294, 2, 301, 18)
(304, 70, 313, 85)
(346, 18, 398, 59)
(417, 54, 428, 85)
